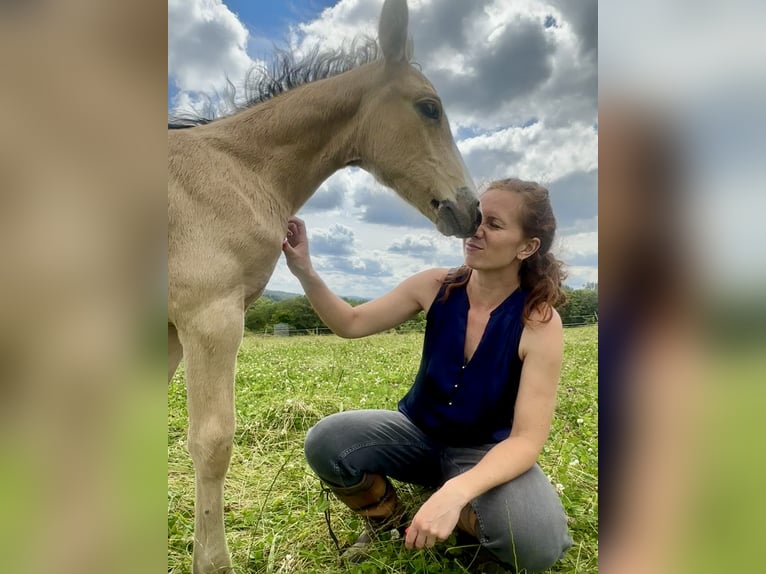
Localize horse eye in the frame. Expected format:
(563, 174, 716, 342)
(417, 101, 441, 120)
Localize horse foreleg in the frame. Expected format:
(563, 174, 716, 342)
(177, 300, 243, 574)
(168, 323, 183, 382)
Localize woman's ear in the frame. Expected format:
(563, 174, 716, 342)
(517, 237, 541, 261)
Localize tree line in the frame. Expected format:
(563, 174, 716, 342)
(245, 285, 597, 334)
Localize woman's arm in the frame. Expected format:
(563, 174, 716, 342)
(405, 308, 564, 548)
(282, 216, 446, 338)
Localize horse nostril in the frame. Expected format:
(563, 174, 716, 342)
(430, 199, 440, 210)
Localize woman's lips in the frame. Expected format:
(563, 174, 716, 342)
(465, 241, 483, 252)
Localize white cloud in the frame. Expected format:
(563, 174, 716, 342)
(310, 224, 356, 256)
(388, 234, 438, 260)
(168, 0, 258, 112)
(293, 0, 379, 50)
(460, 122, 597, 184)
(563, 265, 599, 289)
(555, 230, 598, 271)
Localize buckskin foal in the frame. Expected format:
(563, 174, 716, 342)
(168, 1, 480, 571)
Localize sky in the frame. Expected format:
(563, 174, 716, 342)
(168, 0, 598, 299)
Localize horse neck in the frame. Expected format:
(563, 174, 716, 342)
(203, 63, 381, 213)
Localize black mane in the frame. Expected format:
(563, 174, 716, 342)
(168, 37, 381, 129)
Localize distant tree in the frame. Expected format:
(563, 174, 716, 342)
(558, 288, 598, 325)
(396, 310, 426, 333)
(246, 286, 598, 333)
(271, 296, 324, 332)
(244, 293, 387, 334)
(244, 297, 277, 332)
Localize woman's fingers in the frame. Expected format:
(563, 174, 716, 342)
(287, 216, 305, 233)
(405, 526, 437, 549)
(286, 218, 307, 247)
(416, 533, 435, 549)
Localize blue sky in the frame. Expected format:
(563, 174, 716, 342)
(230, 0, 338, 37)
(168, 0, 598, 298)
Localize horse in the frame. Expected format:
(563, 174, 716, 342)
(168, 1, 480, 572)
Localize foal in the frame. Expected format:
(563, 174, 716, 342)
(168, 1, 480, 571)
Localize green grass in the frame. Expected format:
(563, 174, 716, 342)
(168, 326, 597, 573)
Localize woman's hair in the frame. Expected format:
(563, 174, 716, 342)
(442, 178, 567, 323)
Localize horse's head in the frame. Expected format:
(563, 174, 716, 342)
(354, 0, 481, 238)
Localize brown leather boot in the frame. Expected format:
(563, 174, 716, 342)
(455, 506, 515, 573)
(456, 504, 479, 538)
(328, 474, 406, 563)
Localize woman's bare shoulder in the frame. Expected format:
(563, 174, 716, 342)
(407, 268, 450, 311)
(520, 305, 563, 359)
(526, 305, 563, 330)
(419, 267, 451, 282)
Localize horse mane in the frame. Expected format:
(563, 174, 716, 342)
(168, 37, 382, 129)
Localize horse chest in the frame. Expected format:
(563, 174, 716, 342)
(240, 238, 283, 299)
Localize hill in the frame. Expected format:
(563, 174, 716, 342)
(262, 289, 369, 303)
(261, 289, 301, 301)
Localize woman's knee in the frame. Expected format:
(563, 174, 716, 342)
(303, 412, 362, 483)
(485, 535, 570, 572)
(475, 495, 572, 571)
(304, 416, 338, 468)
(473, 466, 572, 570)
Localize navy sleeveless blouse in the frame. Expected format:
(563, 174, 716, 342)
(398, 281, 528, 446)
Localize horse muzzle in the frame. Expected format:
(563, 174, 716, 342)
(434, 188, 481, 238)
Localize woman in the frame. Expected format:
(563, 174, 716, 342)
(282, 178, 573, 572)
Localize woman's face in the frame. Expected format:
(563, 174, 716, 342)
(463, 188, 538, 270)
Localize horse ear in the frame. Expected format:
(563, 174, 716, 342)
(378, 0, 411, 62)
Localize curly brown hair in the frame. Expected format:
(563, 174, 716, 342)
(442, 178, 567, 323)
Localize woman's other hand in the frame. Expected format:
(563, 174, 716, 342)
(405, 482, 469, 549)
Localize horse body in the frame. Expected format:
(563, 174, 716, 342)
(168, 1, 479, 572)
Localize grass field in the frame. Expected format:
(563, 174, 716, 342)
(168, 326, 597, 573)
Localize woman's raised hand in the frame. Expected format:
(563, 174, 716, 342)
(282, 216, 314, 279)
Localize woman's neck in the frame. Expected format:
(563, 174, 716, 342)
(466, 266, 521, 313)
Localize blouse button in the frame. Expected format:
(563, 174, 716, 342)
(461, 365, 466, 370)
(454, 384, 458, 388)
(448, 401, 453, 406)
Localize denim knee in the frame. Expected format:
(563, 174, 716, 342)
(303, 414, 357, 486)
(303, 424, 320, 471)
(481, 517, 571, 572)
(306, 410, 446, 491)
(486, 538, 569, 572)
(303, 419, 333, 480)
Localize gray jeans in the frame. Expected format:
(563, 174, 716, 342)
(304, 409, 573, 572)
